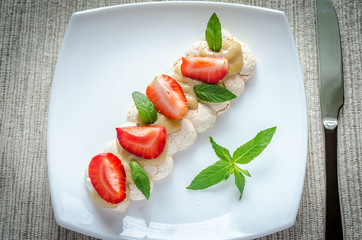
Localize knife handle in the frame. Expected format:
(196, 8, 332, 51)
(324, 127, 343, 240)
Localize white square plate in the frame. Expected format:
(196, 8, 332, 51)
(48, 2, 307, 239)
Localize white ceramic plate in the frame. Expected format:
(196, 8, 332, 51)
(48, 2, 307, 239)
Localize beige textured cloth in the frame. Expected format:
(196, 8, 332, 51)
(0, 0, 360, 239)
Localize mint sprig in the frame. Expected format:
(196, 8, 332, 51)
(132, 91, 157, 124)
(186, 127, 277, 200)
(193, 83, 236, 103)
(129, 160, 151, 200)
(205, 12, 222, 52)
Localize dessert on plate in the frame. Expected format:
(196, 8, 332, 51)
(85, 13, 256, 213)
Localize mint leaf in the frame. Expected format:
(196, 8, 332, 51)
(233, 127, 277, 164)
(186, 160, 232, 190)
(194, 83, 236, 103)
(240, 168, 251, 177)
(129, 160, 150, 200)
(209, 137, 233, 162)
(132, 91, 157, 124)
(205, 13, 222, 52)
(234, 166, 246, 200)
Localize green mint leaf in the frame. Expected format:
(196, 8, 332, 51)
(209, 137, 233, 162)
(205, 12, 222, 52)
(234, 166, 246, 200)
(186, 160, 232, 190)
(194, 83, 237, 103)
(240, 169, 251, 177)
(132, 91, 157, 124)
(233, 127, 277, 164)
(129, 160, 151, 200)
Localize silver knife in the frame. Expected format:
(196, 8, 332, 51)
(315, 0, 344, 239)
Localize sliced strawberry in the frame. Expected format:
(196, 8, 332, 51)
(88, 153, 127, 204)
(116, 126, 167, 159)
(180, 56, 228, 83)
(146, 74, 188, 120)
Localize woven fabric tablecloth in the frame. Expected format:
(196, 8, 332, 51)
(0, 0, 361, 239)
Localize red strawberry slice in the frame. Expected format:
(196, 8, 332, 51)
(146, 74, 188, 120)
(180, 56, 228, 83)
(116, 126, 167, 159)
(88, 153, 127, 204)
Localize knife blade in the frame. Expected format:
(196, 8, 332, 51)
(315, 0, 344, 239)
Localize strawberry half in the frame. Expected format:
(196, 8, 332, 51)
(88, 153, 127, 204)
(180, 56, 228, 83)
(116, 126, 167, 159)
(146, 74, 188, 120)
